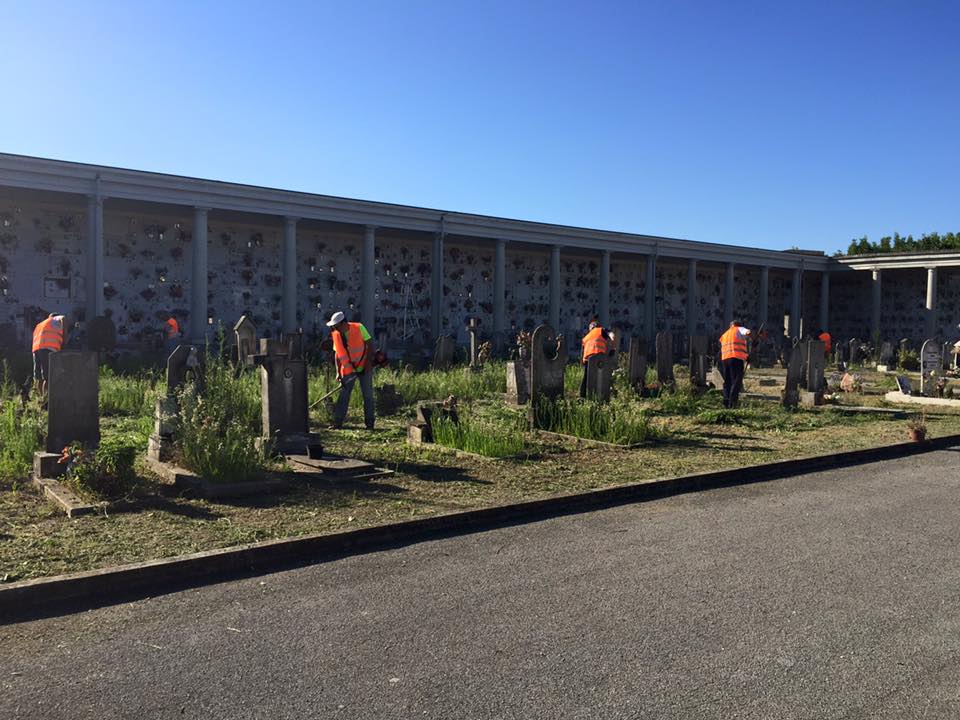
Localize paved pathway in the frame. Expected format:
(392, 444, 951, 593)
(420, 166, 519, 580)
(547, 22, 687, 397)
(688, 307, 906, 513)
(4, 450, 960, 719)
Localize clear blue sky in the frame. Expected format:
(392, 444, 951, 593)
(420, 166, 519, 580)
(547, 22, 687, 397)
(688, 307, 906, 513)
(2, 1, 958, 254)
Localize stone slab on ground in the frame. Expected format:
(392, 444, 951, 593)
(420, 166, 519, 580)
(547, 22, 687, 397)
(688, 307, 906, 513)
(31, 476, 100, 518)
(827, 405, 908, 418)
(884, 391, 960, 408)
(287, 454, 393, 480)
(145, 456, 290, 499)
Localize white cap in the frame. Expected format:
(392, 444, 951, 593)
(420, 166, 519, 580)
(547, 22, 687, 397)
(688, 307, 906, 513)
(51, 314, 65, 327)
(326, 311, 345, 327)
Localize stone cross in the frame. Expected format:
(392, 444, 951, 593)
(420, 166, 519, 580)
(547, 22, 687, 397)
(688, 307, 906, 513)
(783, 344, 804, 408)
(920, 338, 940, 396)
(46, 351, 100, 453)
(627, 336, 648, 391)
(655, 332, 674, 387)
(530, 324, 566, 427)
(433, 335, 456, 370)
(466, 318, 479, 367)
(688, 335, 709, 389)
(234, 315, 257, 367)
(584, 352, 613, 402)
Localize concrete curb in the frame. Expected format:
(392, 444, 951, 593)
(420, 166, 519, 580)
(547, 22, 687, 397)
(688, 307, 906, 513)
(4, 433, 960, 623)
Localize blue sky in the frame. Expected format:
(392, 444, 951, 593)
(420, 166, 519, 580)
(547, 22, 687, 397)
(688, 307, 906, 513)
(2, 1, 957, 253)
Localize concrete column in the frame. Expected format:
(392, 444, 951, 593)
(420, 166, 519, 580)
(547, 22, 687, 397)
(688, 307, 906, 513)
(724, 262, 735, 326)
(819, 272, 830, 332)
(549, 245, 561, 329)
(925, 267, 938, 339)
(759, 266, 769, 329)
(281, 216, 298, 333)
(645, 254, 657, 343)
(789, 268, 802, 339)
(85, 194, 104, 321)
(361, 225, 376, 335)
(686, 259, 698, 337)
(599, 250, 611, 327)
(871, 269, 882, 340)
(493, 239, 506, 346)
(431, 231, 444, 339)
(189, 206, 209, 343)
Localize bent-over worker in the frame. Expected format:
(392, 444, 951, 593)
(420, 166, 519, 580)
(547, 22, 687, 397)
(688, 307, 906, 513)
(327, 310, 375, 430)
(579, 317, 613, 398)
(719, 319, 750, 408)
(31, 313, 67, 397)
(817, 329, 831, 359)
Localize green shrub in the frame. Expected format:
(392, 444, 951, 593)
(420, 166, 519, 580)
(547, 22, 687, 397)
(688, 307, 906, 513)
(0, 363, 44, 484)
(175, 357, 265, 483)
(535, 396, 660, 445)
(431, 412, 526, 458)
(898, 348, 920, 371)
(61, 433, 141, 500)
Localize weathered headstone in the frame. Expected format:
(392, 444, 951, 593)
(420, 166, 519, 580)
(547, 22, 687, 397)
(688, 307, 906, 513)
(782, 344, 804, 408)
(895, 375, 913, 395)
(584, 353, 613, 401)
(258, 341, 309, 446)
(849, 338, 862, 366)
(942, 341, 953, 372)
(835, 340, 849, 365)
(655, 332, 674, 387)
(375, 384, 402, 416)
(627, 336, 647, 391)
(46, 351, 99, 453)
(149, 344, 202, 461)
(878, 341, 895, 369)
(920, 339, 940, 396)
(804, 340, 826, 393)
(688, 335, 709, 389)
(86, 315, 116, 353)
(433, 335, 456, 370)
(466, 318, 480, 367)
(530, 324, 566, 427)
(505, 361, 531, 405)
(234, 315, 257, 367)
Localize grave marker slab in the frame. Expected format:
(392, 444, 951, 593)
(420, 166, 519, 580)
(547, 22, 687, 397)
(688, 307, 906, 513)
(879, 341, 895, 368)
(920, 339, 940, 396)
(628, 337, 647, 391)
(849, 338, 862, 366)
(530, 324, 566, 427)
(782, 344, 804, 408)
(46, 351, 99, 452)
(688, 335, 709, 389)
(466, 318, 480, 367)
(584, 353, 613, 401)
(805, 340, 826, 393)
(433, 335, 456, 370)
(655, 332, 674, 387)
(505, 361, 531, 405)
(86, 315, 116, 352)
(234, 315, 257, 366)
(259, 345, 309, 442)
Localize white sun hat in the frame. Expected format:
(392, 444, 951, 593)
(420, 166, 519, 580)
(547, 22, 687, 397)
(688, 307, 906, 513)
(326, 311, 345, 327)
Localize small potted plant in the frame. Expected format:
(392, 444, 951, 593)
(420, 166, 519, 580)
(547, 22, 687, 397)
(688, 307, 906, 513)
(907, 414, 928, 442)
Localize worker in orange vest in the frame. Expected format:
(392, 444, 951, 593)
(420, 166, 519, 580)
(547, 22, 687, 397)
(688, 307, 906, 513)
(817, 328, 831, 359)
(579, 317, 613, 398)
(164, 313, 181, 355)
(31, 313, 67, 397)
(719, 319, 751, 408)
(327, 310, 375, 430)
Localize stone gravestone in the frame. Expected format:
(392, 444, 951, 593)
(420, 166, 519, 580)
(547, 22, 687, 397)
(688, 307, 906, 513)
(529, 324, 566, 428)
(782, 344, 804, 408)
(46, 351, 99, 453)
(282, 331, 304, 361)
(583, 352, 613, 402)
(375, 384, 402, 416)
(688, 335, 709, 390)
(920, 339, 940, 396)
(942, 341, 953, 372)
(835, 340, 849, 366)
(848, 338, 862, 366)
(505, 361, 531, 405)
(878, 341, 895, 370)
(627, 336, 647, 392)
(234, 315, 257, 367)
(895, 375, 913, 395)
(433, 335, 456, 370)
(466, 318, 480, 368)
(708, 366, 724, 391)
(804, 340, 826, 393)
(258, 338, 309, 449)
(149, 344, 201, 461)
(655, 332, 674, 387)
(86, 315, 116, 353)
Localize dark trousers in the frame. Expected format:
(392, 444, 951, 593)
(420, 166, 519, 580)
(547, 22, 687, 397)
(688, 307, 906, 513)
(721, 358, 745, 408)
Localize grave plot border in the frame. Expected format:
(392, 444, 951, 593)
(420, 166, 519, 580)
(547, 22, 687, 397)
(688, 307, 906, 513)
(144, 456, 291, 500)
(7, 432, 960, 622)
(532, 429, 648, 450)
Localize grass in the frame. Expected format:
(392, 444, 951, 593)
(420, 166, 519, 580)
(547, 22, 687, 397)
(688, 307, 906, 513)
(535, 395, 662, 445)
(431, 409, 526, 458)
(99, 366, 161, 417)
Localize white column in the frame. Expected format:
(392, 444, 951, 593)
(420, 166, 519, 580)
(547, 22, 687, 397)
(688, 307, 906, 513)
(362, 225, 376, 335)
(686, 259, 698, 337)
(189, 207, 209, 343)
(759, 266, 769, 329)
(925, 267, 938, 339)
(431, 231, 444, 338)
(819, 272, 830, 332)
(790, 268, 802, 339)
(871, 269, 882, 340)
(599, 250, 610, 327)
(549, 245, 561, 329)
(493, 239, 506, 347)
(281, 216, 298, 334)
(645, 254, 657, 343)
(724, 262, 735, 326)
(85, 194, 104, 320)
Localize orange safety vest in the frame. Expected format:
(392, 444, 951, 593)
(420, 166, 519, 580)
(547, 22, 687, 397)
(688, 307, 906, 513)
(332, 323, 367, 377)
(581, 327, 609, 363)
(32, 316, 64, 353)
(720, 326, 748, 361)
(165, 317, 179, 339)
(818, 332, 831, 354)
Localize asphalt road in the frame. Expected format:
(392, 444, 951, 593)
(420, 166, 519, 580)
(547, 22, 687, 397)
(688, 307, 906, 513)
(4, 450, 960, 719)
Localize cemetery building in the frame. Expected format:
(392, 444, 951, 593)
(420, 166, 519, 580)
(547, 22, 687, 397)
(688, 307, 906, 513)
(0, 152, 958, 354)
